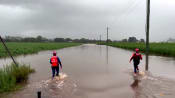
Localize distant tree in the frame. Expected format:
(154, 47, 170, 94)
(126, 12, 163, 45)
(113, 40, 119, 42)
(54, 38, 65, 42)
(36, 35, 48, 42)
(72, 38, 98, 43)
(79, 38, 86, 43)
(2, 35, 105, 43)
(73, 39, 79, 42)
(4, 36, 12, 42)
(107, 39, 112, 42)
(48, 39, 54, 42)
(167, 38, 175, 42)
(65, 38, 72, 42)
(122, 39, 127, 42)
(4, 36, 22, 42)
(22, 37, 37, 42)
(36, 35, 42, 42)
(128, 37, 138, 42)
(140, 39, 145, 43)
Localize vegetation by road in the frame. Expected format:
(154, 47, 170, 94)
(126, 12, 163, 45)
(0, 42, 81, 58)
(101, 42, 175, 57)
(0, 63, 34, 93)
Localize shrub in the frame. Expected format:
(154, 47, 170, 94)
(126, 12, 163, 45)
(0, 63, 35, 92)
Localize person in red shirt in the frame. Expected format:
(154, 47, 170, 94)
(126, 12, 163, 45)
(129, 48, 142, 74)
(50, 51, 62, 78)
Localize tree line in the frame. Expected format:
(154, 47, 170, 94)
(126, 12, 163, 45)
(119, 37, 145, 43)
(2, 36, 104, 43)
(2, 35, 146, 43)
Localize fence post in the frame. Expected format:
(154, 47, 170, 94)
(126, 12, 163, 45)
(37, 91, 41, 98)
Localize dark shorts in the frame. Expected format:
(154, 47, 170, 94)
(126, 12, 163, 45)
(133, 61, 140, 73)
(51, 66, 59, 77)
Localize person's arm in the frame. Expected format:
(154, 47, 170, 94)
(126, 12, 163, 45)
(129, 53, 134, 63)
(50, 58, 52, 64)
(57, 57, 62, 68)
(140, 54, 143, 60)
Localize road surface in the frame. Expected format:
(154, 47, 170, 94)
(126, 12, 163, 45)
(1, 44, 175, 98)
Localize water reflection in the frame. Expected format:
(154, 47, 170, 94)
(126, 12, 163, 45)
(99, 45, 102, 56)
(106, 45, 109, 64)
(106, 46, 109, 74)
(145, 54, 149, 71)
(130, 77, 141, 98)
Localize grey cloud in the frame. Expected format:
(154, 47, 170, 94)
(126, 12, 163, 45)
(0, 0, 175, 41)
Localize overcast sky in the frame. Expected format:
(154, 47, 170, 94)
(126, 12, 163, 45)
(0, 0, 175, 41)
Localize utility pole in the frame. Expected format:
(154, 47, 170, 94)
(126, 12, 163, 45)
(145, 0, 150, 71)
(100, 35, 101, 44)
(106, 27, 109, 43)
(0, 36, 18, 67)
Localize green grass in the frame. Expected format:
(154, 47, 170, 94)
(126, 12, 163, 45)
(101, 42, 175, 57)
(0, 42, 81, 58)
(0, 63, 35, 93)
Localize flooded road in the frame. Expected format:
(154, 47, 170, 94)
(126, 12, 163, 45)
(1, 44, 175, 98)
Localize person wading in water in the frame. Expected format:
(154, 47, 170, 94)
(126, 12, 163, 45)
(129, 48, 142, 75)
(50, 51, 62, 79)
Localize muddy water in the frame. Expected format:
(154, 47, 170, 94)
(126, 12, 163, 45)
(1, 44, 175, 98)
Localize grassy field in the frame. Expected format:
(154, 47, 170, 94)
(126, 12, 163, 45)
(102, 42, 175, 57)
(0, 42, 81, 58)
(0, 63, 34, 93)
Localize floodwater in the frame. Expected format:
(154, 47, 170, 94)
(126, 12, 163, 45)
(1, 44, 175, 98)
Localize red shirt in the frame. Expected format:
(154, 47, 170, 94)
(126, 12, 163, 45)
(50, 56, 59, 67)
(130, 53, 142, 62)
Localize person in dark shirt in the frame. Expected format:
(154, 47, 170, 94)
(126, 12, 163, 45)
(129, 48, 142, 74)
(50, 51, 62, 78)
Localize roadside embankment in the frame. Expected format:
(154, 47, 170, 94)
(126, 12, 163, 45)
(0, 63, 35, 93)
(100, 42, 175, 57)
(0, 42, 81, 58)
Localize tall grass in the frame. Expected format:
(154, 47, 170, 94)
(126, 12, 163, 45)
(0, 42, 81, 58)
(0, 63, 34, 92)
(103, 42, 175, 57)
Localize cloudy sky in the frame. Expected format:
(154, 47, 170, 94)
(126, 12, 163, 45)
(0, 0, 175, 41)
